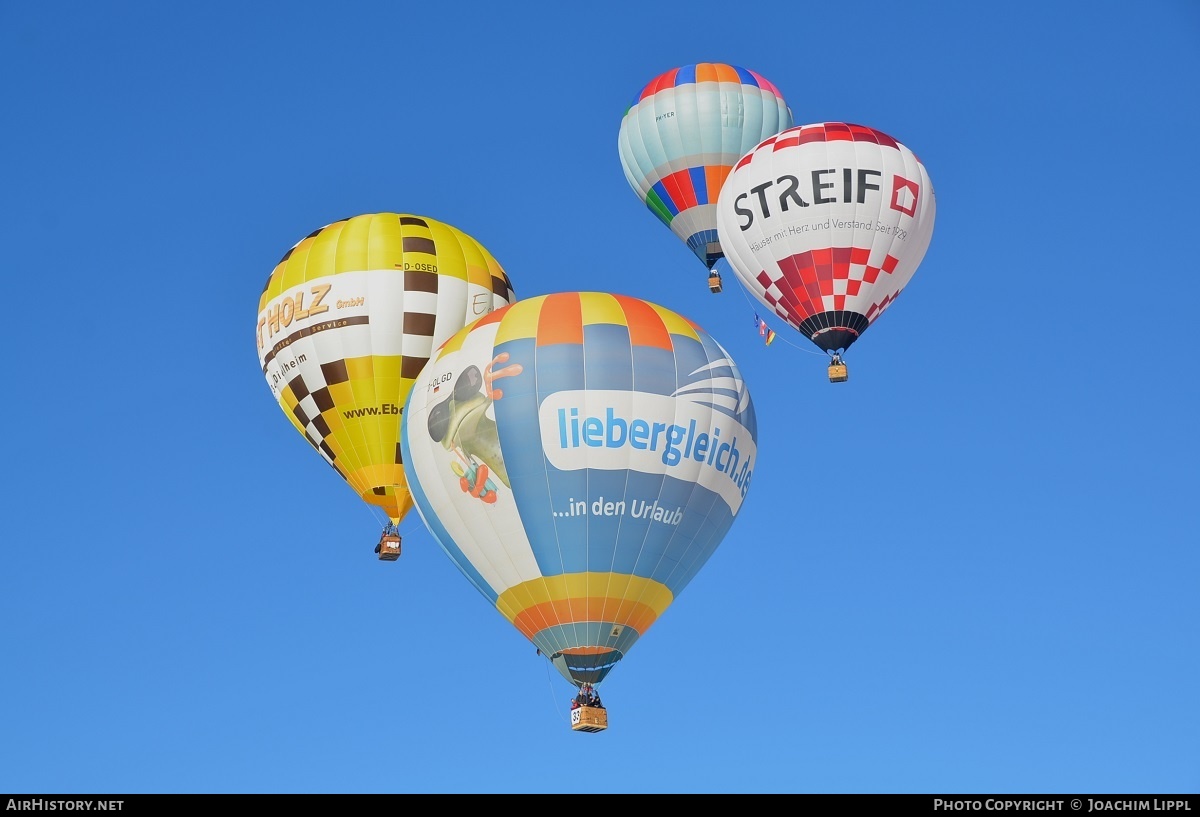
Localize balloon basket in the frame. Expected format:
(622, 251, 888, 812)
(570, 705, 608, 733)
(707, 272, 723, 293)
(828, 362, 848, 383)
(377, 533, 401, 561)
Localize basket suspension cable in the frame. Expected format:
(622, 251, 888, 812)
(729, 274, 824, 356)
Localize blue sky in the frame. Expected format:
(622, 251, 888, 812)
(2, 0, 1198, 796)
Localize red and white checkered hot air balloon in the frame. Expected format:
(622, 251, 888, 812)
(715, 122, 936, 380)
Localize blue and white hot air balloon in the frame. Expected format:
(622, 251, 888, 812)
(401, 292, 758, 727)
(618, 63, 793, 293)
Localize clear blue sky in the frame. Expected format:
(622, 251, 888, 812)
(2, 0, 1197, 796)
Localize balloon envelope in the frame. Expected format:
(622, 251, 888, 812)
(618, 63, 793, 274)
(716, 122, 936, 354)
(401, 292, 758, 687)
(256, 213, 517, 525)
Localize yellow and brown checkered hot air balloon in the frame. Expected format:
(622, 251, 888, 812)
(255, 213, 516, 557)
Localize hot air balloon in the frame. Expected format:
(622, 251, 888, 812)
(255, 213, 517, 559)
(400, 292, 758, 731)
(617, 62, 793, 294)
(716, 122, 936, 382)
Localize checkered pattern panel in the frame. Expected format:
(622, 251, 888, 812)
(755, 246, 903, 328)
(771, 121, 901, 151)
(490, 267, 515, 303)
(279, 354, 409, 518)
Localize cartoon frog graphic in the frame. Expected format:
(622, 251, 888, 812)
(425, 353, 522, 503)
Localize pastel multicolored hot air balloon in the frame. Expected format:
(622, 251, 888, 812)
(400, 293, 757, 726)
(715, 122, 936, 382)
(255, 213, 517, 558)
(617, 62, 793, 294)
